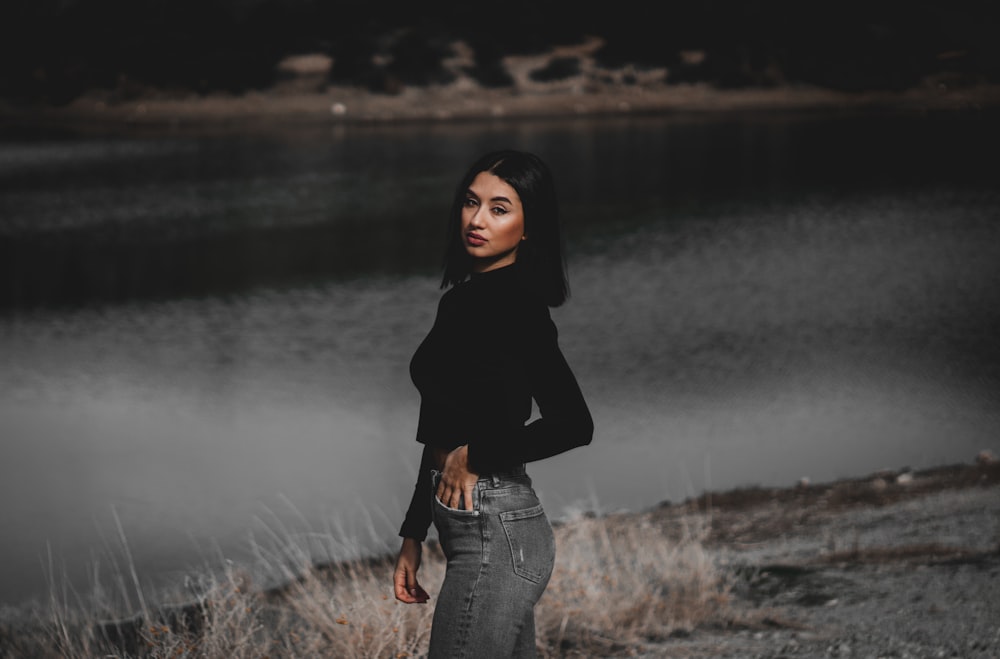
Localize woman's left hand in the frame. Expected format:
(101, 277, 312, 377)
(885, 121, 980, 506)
(436, 444, 479, 511)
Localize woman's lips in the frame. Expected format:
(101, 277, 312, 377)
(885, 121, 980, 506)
(466, 232, 487, 246)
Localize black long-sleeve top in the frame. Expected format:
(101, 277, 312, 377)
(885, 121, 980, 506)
(398, 263, 594, 541)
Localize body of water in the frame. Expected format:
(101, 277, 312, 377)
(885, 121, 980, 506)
(1, 110, 998, 607)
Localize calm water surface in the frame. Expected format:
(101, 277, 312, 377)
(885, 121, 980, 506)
(1, 111, 999, 606)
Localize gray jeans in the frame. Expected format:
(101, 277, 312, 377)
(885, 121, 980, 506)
(428, 467, 555, 659)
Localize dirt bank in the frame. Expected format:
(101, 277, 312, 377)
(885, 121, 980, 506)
(0, 460, 995, 657)
(628, 459, 1000, 658)
(4, 78, 1000, 136)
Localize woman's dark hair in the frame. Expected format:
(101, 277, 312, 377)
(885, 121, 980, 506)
(441, 150, 569, 307)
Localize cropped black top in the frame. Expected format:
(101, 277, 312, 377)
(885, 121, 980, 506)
(398, 263, 594, 540)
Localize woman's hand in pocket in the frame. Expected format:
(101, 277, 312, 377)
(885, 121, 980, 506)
(436, 444, 479, 511)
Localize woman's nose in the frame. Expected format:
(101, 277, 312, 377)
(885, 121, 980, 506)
(468, 208, 487, 228)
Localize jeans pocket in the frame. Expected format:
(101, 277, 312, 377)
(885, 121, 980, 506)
(499, 504, 555, 584)
(431, 472, 480, 516)
(434, 493, 480, 516)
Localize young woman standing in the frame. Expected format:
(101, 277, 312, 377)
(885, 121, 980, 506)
(393, 150, 594, 658)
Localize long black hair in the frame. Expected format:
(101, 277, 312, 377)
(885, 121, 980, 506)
(440, 150, 569, 307)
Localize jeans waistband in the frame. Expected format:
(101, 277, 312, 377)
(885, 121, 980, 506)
(430, 463, 526, 478)
(478, 464, 527, 486)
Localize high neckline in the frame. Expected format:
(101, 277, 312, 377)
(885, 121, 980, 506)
(469, 262, 519, 280)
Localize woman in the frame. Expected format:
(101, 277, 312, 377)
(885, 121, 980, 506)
(392, 150, 594, 658)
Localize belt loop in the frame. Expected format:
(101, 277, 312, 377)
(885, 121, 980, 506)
(491, 473, 500, 487)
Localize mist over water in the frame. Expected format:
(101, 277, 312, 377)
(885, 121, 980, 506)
(1, 112, 998, 607)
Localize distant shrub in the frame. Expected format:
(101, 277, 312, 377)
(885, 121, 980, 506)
(529, 57, 582, 83)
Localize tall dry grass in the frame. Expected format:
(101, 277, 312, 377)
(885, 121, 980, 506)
(536, 513, 732, 656)
(1, 511, 733, 658)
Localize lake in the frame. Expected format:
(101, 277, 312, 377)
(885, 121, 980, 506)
(1, 109, 998, 607)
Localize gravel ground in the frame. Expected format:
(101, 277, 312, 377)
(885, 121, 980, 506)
(634, 462, 1000, 658)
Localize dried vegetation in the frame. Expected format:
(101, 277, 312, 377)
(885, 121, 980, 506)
(1, 510, 734, 658)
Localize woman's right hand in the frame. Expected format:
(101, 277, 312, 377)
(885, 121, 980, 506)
(393, 537, 430, 604)
(436, 444, 479, 511)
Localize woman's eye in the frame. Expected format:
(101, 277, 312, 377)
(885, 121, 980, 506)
(464, 197, 478, 208)
(491, 206, 508, 215)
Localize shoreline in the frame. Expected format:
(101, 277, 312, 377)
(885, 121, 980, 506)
(4, 80, 1000, 135)
(1, 458, 996, 656)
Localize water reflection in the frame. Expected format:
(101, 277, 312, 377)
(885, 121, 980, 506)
(4, 111, 999, 309)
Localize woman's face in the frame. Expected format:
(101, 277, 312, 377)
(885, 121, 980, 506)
(461, 171, 526, 272)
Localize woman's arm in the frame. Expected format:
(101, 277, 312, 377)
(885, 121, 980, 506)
(467, 313, 594, 471)
(398, 444, 436, 541)
(394, 446, 436, 604)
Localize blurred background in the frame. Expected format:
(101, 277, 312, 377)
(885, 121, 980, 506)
(2, 0, 999, 105)
(1, 1, 999, 611)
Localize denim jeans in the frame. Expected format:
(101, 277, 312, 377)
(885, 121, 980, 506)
(428, 467, 555, 659)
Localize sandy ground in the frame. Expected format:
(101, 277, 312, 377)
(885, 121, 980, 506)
(627, 459, 1000, 658)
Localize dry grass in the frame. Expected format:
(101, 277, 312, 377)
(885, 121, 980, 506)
(1, 511, 735, 658)
(537, 514, 733, 657)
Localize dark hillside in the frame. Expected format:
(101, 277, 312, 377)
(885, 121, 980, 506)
(2, 1, 998, 106)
